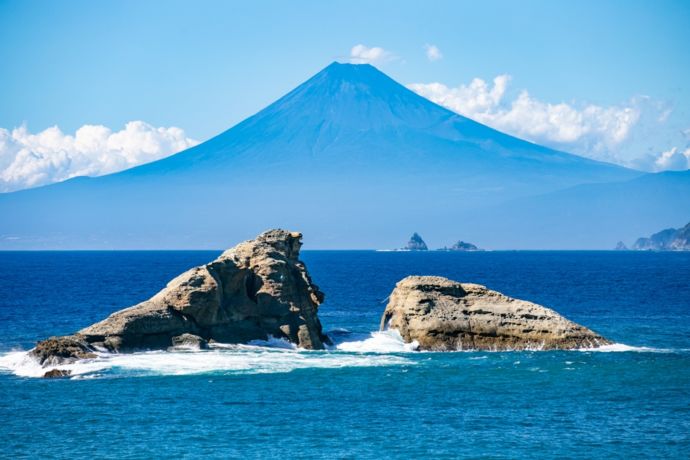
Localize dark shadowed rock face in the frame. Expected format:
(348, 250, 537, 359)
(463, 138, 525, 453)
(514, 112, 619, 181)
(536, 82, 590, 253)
(30, 230, 330, 367)
(380, 276, 611, 351)
(404, 233, 428, 251)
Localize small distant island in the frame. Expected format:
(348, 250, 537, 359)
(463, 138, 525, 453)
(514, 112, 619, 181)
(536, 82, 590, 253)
(402, 232, 428, 251)
(438, 240, 483, 252)
(620, 221, 690, 251)
(397, 233, 483, 251)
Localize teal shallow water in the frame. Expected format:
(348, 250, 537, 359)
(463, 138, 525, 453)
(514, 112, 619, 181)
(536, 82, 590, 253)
(1, 251, 689, 458)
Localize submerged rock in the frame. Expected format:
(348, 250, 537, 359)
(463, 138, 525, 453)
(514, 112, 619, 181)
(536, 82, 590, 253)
(43, 369, 72, 378)
(403, 232, 428, 251)
(380, 276, 611, 351)
(30, 229, 329, 366)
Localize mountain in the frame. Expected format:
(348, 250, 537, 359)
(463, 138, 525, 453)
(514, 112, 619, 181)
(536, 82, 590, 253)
(0, 62, 684, 249)
(631, 221, 690, 250)
(460, 170, 690, 249)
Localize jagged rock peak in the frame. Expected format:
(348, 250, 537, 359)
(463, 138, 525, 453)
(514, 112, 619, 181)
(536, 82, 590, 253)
(404, 232, 428, 251)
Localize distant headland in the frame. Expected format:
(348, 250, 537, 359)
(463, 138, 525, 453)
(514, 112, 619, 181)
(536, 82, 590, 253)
(616, 221, 690, 251)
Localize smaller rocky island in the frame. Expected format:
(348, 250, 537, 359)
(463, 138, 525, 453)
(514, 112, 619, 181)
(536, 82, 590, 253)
(439, 240, 483, 252)
(401, 232, 428, 251)
(631, 222, 690, 251)
(380, 276, 610, 351)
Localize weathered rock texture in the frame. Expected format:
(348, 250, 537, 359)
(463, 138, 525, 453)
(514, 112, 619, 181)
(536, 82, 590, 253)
(380, 276, 611, 351)
(31, 336, 97, 366)
(30, 230, 329, 366)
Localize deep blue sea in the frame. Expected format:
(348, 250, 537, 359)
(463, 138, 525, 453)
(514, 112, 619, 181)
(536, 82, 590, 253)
(1, 250, 689, 459)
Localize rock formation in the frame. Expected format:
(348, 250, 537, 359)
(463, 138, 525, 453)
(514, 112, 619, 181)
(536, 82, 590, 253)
(403, 232, 428, 251)
(30, 229, 329, 367)
(43, 369, 72, 378)
(380, 276, 611, 351)
(170, 333, 209, 350)
(440, 240, 482, 251)
(614, 241, 628, 251)
(31, 336, 97, 366)
(632, 222, 690, 251)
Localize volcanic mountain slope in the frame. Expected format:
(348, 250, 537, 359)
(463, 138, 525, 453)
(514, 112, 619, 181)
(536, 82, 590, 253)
(1, 62, 683, 249)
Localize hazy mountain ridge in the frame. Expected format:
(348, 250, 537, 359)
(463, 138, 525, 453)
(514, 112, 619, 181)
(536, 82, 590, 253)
(632, 221, 690, 250)
(460, 170, 690, 249)
(0, 62, 686, 249)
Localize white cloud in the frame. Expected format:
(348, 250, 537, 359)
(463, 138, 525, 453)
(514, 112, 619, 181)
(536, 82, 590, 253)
(349, 44, 394, 65)
(653, 147, 690, 171)
(424, 44, 443, 62)
(408, 76, 643, 162)
(0, 121, 198, 192)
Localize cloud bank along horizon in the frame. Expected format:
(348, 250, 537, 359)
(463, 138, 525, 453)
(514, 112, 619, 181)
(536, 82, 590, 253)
(0, 121, 198, 192)
(1, 44, 688, 192)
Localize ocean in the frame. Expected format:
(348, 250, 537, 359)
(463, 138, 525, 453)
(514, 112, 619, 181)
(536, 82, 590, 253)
(1, 250, 689, 458)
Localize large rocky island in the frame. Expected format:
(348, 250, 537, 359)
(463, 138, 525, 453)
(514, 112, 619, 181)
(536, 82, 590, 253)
(380, 276, 610, 351)
(30, 230, 330, 371)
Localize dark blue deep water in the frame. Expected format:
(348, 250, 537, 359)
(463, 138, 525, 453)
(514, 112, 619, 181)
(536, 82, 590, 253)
(1, 251, 689, 458)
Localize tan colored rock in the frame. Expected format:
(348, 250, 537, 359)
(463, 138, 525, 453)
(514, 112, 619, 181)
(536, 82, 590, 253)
(380, 276, 611, 351)
(30, 229, 329, 366)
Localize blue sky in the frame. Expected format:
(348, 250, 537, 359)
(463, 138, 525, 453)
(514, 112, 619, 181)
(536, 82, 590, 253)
(1, 0, 689, 191)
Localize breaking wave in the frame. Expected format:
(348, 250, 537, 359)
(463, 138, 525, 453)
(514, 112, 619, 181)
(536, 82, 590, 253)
(0, 339, 413, 379)
(335, 329, 419, 352)
(0, 329, 676, 379)
(578, 343, 671, 353)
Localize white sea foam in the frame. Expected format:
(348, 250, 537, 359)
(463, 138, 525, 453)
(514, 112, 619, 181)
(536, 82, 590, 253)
(0, 350, 112, 378)
(0, 334, 676, 379)
(335, 329, 419, 352)
(0, 339, 414, 379)
(579, 343, 670, 353)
